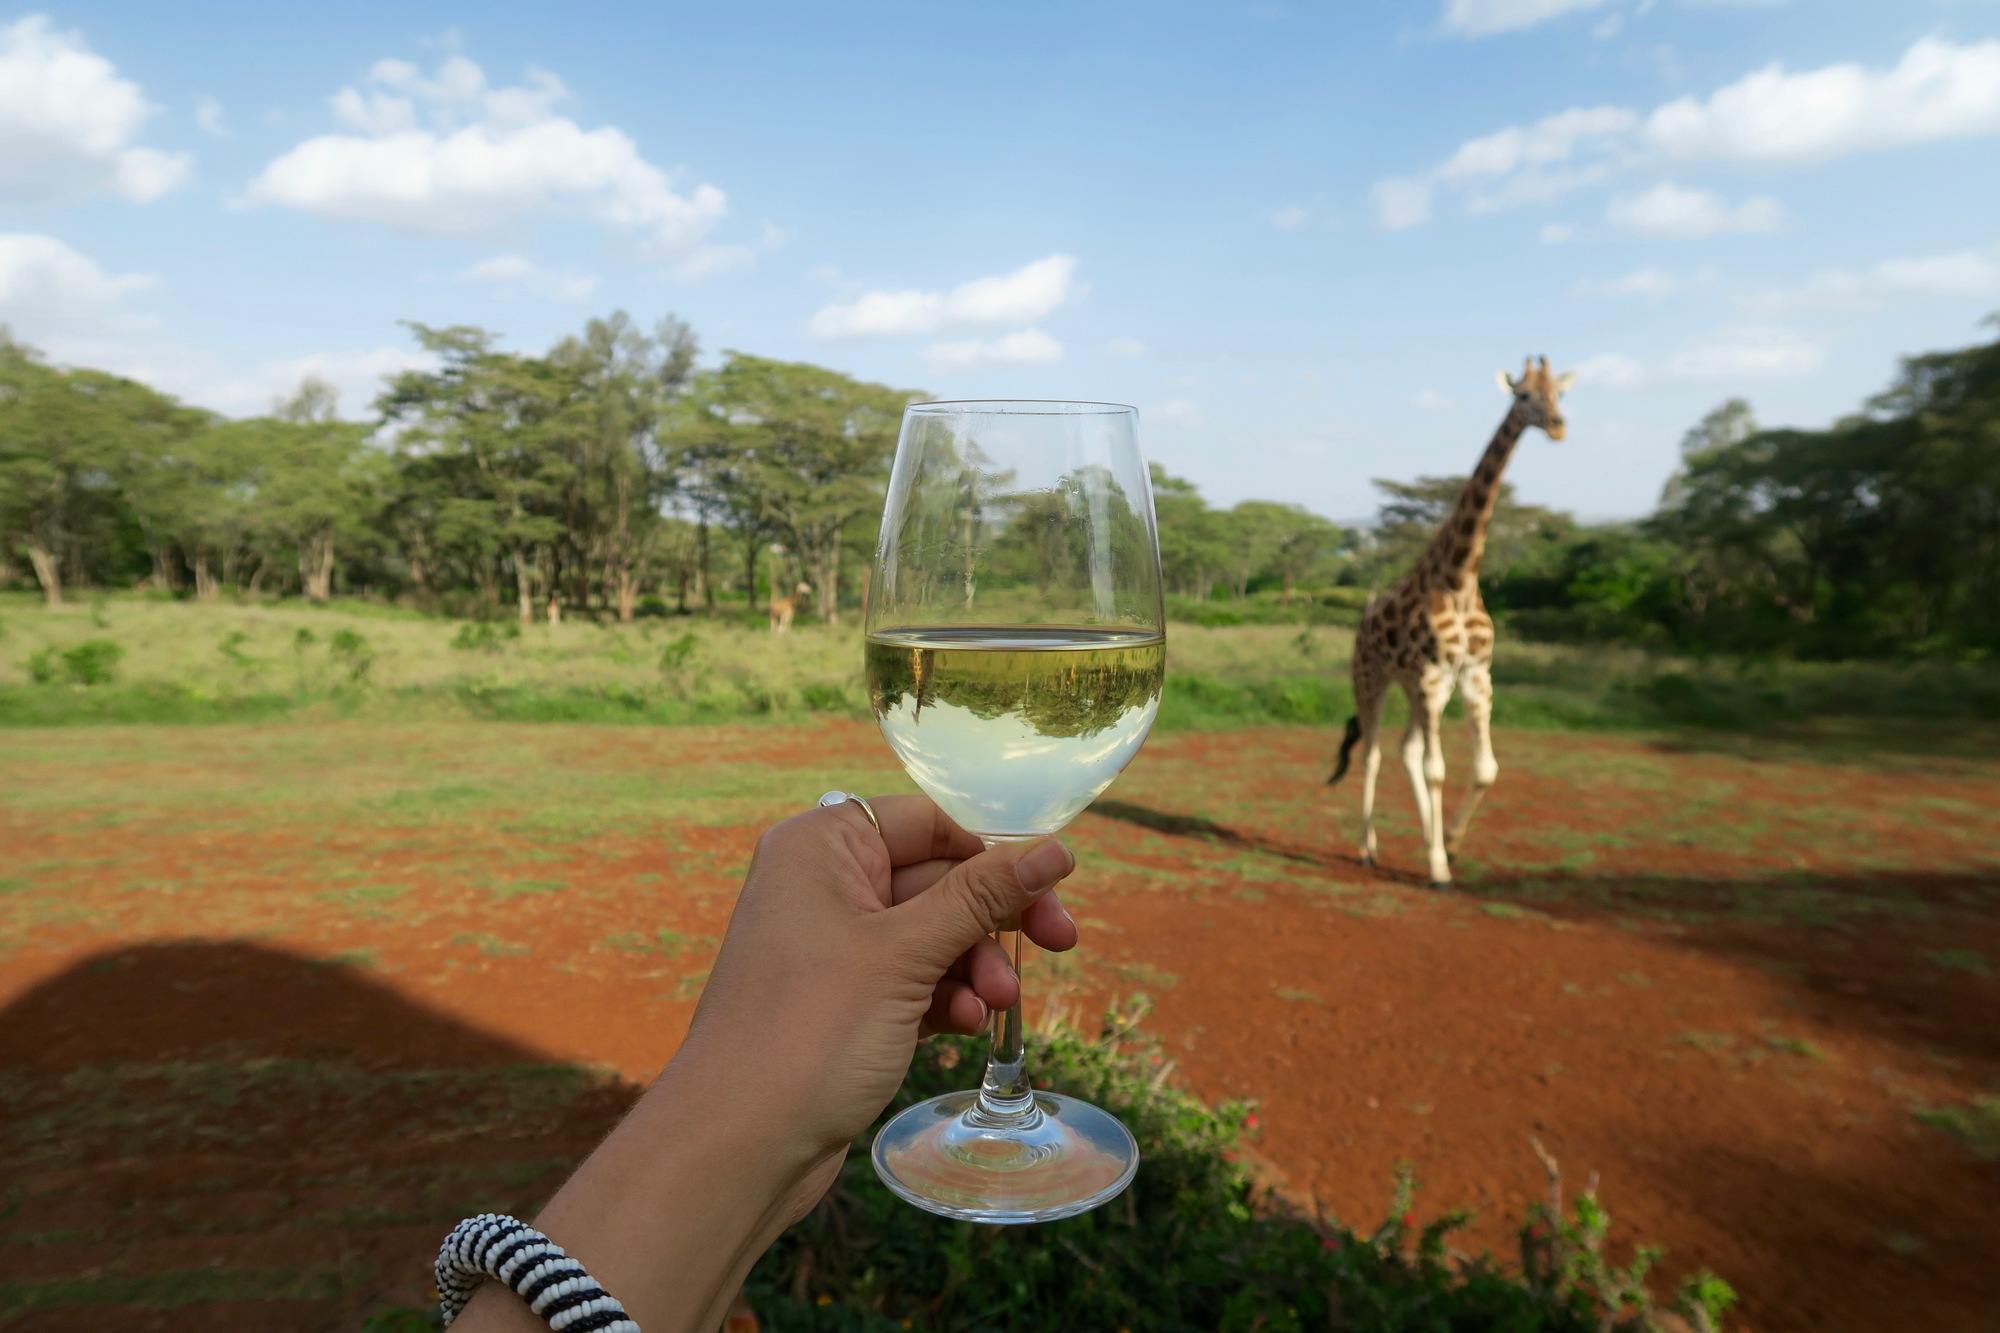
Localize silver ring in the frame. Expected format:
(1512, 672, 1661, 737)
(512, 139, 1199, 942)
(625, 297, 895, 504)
(817, 790, 881, 835)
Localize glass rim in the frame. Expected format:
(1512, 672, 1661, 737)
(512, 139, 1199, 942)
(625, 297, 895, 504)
(906, 398, 1137, 416)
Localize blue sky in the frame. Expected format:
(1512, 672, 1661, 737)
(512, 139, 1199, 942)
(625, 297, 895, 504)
(3, 1, 1998, 520)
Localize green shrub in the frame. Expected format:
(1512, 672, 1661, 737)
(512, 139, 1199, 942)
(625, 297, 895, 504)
(800, 681, 855, 714)
(747, 1003, 1732, 1332)
(30, 639, 126, 687)
(68, 641, 123, 685)
(329, 628, 374, 683)
(658, 631, 698, 671)
(217, 630, 258, 669)
(450, 621, 508, 653)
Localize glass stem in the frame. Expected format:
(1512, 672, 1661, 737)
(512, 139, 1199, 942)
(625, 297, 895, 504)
(975, 926, 1034, 1120)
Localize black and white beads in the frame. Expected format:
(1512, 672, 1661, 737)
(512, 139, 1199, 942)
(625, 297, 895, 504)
(437, 1212, 640, 1331)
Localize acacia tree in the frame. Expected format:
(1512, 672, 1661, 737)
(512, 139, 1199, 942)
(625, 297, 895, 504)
(549, 312, 698, 621)
(0, 339, 203, 603)
(1263, 506, 1348, 604)
(1363, 475, 1572, 586)
(379, 326, 578, 624)
(689, 355, 913, 623)
(1150, 465, 1229, 598)
(255, 378, 380, 601)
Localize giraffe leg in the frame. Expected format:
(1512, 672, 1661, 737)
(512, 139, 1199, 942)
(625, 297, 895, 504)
(1399, 711, 1433, 858)
(1445, 665, 1498, 857)
(1418, 679, 1452, 888)
(1355, 684, 1387, 867)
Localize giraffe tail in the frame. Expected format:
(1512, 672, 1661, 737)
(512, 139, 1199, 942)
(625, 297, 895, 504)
(1327, 716, 1362, 785)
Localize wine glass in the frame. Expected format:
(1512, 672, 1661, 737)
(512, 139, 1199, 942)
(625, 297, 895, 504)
(865, 400, 1166, 1224)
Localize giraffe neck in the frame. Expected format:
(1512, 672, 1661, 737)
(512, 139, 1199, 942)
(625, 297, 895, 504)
(1419, 401, 1529, 592)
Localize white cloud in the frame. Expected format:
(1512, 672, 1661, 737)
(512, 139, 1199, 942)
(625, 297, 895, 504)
(1372, 104, 1635, 227)
(1578, 265, 1682, 297)
(1605, 182, 1781, 237)
(459, 252, 599, 303)
(1439, 0, 1606, 38)
(1434, 105, 1638, 182)
(1150, 399, 1204, 427)
(810, 254, 1079, 338)
(1371, 178, 1434, 230)
(1750, 245, 2000, 312)
(1573, 328, 1821, 391)
(194, 94, 228, 139)
(242, 51, 730, 257)
(1539, 222, 1575, 244)
(1645, 37, 2000, 163)
(921, 328, 1063, 368)
(1104, 337, 1148, 359)
(669, 220, 788, 281)
(1413, 389, 1455, 410)
(1664, 327, 1820, 380)
(0, 15, 190, 204)
(1271, 204, 1308, 230)
(462, 253, 534, 283)
(1371, 37, 2000, 228)
(197, 346, 444, 417)
(1571, 353, 1648, 389)
(0, 233, 156, 337)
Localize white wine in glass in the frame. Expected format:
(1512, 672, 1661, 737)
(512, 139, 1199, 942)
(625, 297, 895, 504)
(866, 400, 1165, 1224)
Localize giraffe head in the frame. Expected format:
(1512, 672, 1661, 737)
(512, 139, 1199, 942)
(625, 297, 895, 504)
(1495, 355, 1573, 441)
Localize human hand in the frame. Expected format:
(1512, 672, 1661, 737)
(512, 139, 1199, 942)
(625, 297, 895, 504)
(674, 795, 1078, 1213)
(455, 796, 1080, 1333)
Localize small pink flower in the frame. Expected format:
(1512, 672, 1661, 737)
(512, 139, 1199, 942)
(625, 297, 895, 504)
(1321, 1235, 1340, 1252)
(1399, 1212, 1414, 1231)
(1244, 1114, 1261, 1131)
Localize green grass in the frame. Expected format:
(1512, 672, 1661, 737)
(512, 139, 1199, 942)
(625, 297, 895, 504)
(5, 592, 1997, 739)
(1925, 948, 1993, 977)
(0, 1266, 349, 1313)
(1761, 1032, 1830, 1061)
(1913, 1097, 2000, 1160)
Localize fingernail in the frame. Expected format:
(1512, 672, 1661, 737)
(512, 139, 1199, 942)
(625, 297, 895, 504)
(1015, 839, 1073, 895)
(972, 997, 989, 1025)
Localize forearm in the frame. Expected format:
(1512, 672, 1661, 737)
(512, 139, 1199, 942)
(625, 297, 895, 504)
(453, 1048, 819, 1333)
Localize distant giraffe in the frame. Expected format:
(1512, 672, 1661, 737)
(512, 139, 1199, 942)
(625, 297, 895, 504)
(769, 582, 812, 633)
(765, 546, 810, 633)
(1328, 355, 1573, 888)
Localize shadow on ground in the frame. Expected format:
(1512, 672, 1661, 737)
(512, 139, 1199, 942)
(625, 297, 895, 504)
(0, 940, 638, 1332)
(1090, 799, 1358, 873)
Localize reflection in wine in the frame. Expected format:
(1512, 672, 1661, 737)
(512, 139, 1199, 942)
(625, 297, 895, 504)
(866, 626, 1165, 839)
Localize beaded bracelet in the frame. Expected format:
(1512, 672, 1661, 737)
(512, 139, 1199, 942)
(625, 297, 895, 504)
(437, 1212, 640, 1331)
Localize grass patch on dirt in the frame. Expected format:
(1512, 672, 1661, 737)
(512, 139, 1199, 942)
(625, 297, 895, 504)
(1926, 948, 1992, 977)
(1914, 1097, 2000, 1160)
(0, 1266, 349, 1314)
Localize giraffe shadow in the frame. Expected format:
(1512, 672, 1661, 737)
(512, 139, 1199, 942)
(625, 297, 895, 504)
(1086, 799, 1358, 874)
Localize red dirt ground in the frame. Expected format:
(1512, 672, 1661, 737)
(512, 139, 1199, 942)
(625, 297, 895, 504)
(2, 720, 1997, 1331)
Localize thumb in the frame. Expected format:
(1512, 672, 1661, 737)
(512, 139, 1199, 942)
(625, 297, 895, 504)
(893, 838, 1075, 972)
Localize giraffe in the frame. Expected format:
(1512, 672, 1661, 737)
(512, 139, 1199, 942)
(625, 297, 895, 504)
(768, 581, 812, 633)
(1328, 355, 1573, 889)
(766, 544, 813, 633)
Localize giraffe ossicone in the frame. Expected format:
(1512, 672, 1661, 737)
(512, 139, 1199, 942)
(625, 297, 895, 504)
(1329, 355, 1574, 888)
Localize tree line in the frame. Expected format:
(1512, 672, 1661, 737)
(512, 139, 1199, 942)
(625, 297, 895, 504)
(1471, 323, 2000, 658)
(2, 315, 1994, 657)
(0, 314, 1348, 624)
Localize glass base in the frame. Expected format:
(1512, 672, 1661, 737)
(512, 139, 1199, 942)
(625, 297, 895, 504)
(870, 1089, 1139, 1224)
